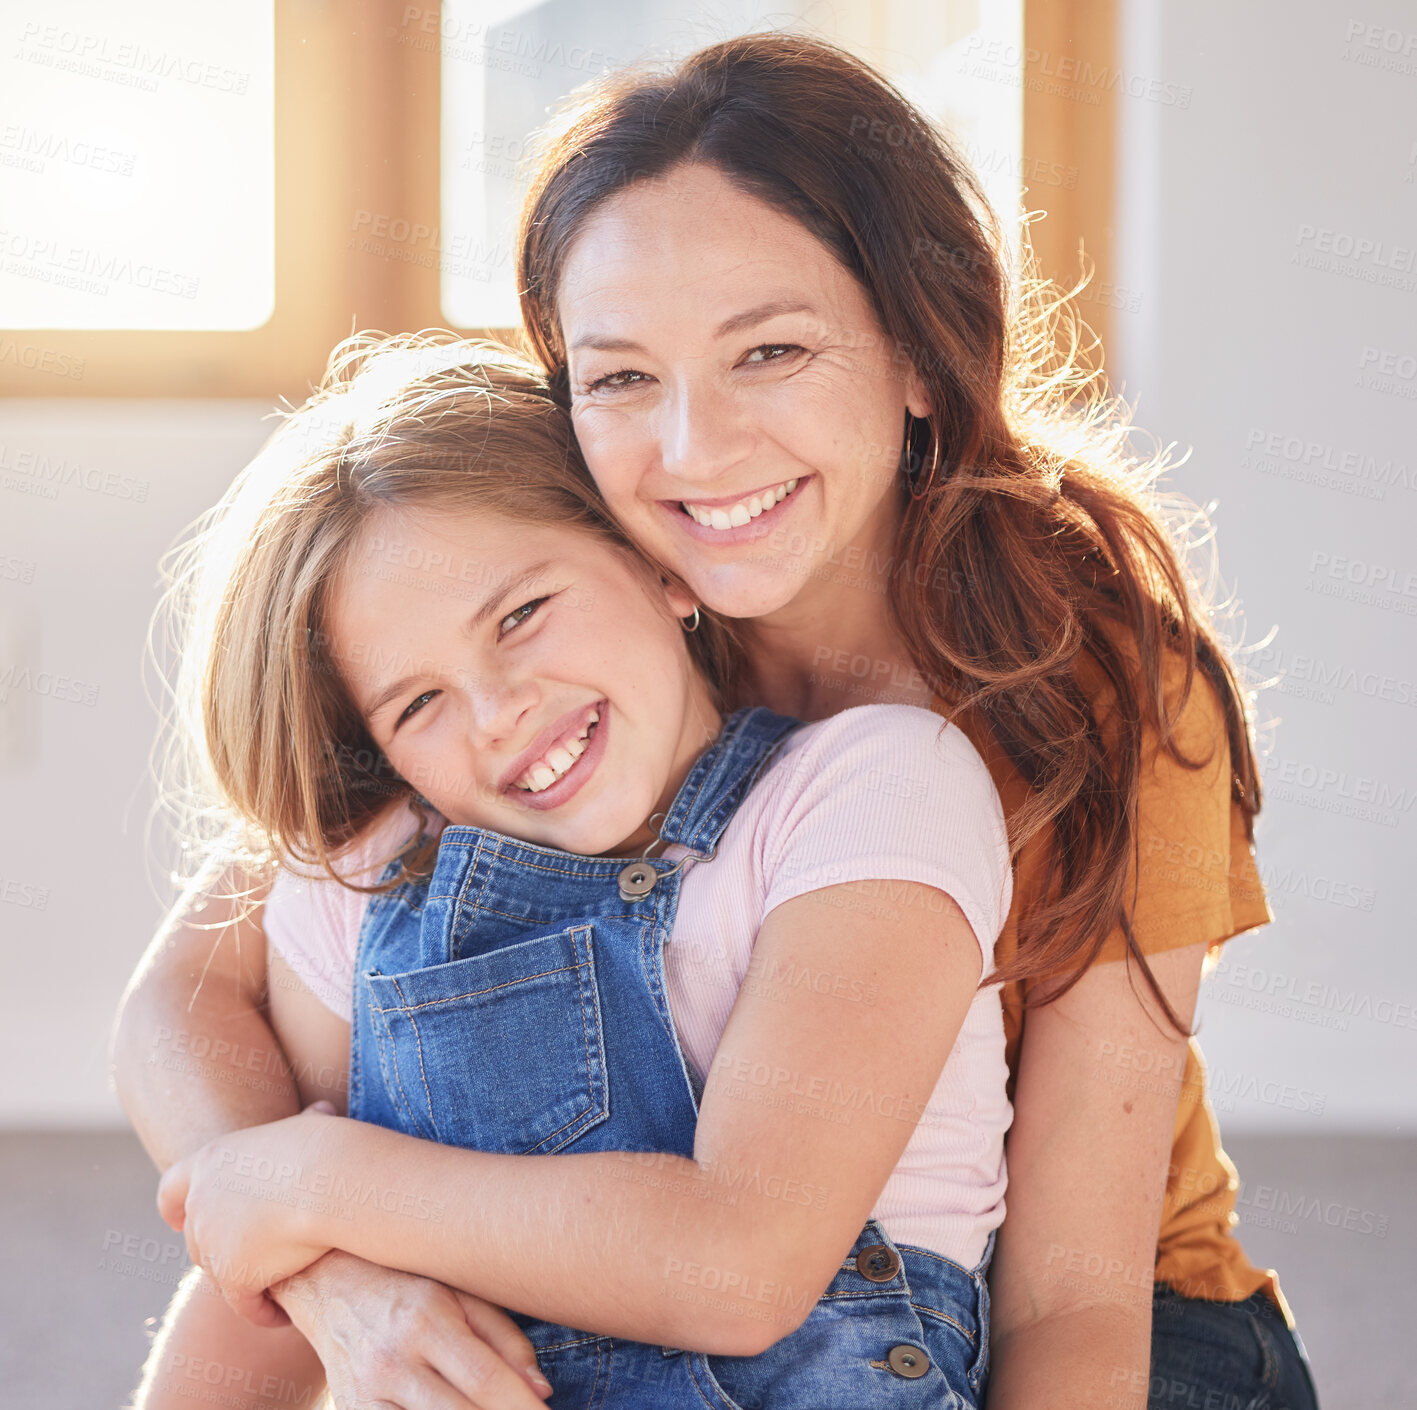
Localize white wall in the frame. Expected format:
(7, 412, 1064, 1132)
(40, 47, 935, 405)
(3, 2, 1412, 1131)
(0, 401, 270, 1125)
(1111, 1, 1416, 1131)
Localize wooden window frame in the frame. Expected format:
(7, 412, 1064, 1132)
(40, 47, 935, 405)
(1, 0, 443, 403)
(1021, 0, 1121, 359)
(3, 1, 1117, 399)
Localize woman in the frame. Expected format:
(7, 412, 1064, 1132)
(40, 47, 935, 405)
(115, 31, 1317, 1410)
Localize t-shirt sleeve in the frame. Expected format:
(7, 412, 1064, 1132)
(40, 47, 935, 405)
(262, 807, 419, 1019)
(757, 705, 1014, 964)
(1093, 655, 1272, 964)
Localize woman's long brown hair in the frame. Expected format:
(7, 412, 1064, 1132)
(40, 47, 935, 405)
(514, 32, 1262, 1014)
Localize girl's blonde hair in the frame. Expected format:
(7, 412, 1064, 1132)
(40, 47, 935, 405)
(156, 332, 736, 895)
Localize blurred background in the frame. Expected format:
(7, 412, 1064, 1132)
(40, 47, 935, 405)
(1, 1, 1412, 1405)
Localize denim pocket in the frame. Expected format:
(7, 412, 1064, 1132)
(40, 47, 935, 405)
(363, 923, 610, 1154)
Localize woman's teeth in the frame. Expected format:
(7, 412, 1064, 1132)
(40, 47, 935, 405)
(681, 477, 799, 530)
(515, 711, 599, 793)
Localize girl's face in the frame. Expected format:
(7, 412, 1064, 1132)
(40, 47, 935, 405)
(558, 161, 931, 621)
(328, 505, 719, 857)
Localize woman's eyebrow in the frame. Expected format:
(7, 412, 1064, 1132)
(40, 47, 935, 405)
(712, 298, 817, 338)
(569, 298, 818, 353)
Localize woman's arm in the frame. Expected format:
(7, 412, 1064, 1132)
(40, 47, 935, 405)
(111, 864, 313, 1169)
(114, 873, 554, 1408)
(163, 878, 985, 1357)
(984, 940, 1208, 1410)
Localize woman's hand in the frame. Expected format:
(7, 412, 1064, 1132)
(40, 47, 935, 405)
(157, 1105, 336, 1325)
(275, 1251, 556, 1408)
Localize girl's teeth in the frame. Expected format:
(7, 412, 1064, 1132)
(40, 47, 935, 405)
(516, 709, 601, 791)
(729, 504, 751, 527)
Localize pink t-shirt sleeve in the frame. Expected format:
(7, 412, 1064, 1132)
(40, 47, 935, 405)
(262, 806, 422, 1019)
(756, 705, 1013, 962)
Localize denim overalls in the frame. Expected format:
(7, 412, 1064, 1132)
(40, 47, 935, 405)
(349, 707, 992, 1409)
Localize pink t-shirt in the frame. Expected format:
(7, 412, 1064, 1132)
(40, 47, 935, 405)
(264, 704, 1013, 1264)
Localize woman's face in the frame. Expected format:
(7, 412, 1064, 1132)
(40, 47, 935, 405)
(328, 504, 718, 857)
(558, 162, 930, 621)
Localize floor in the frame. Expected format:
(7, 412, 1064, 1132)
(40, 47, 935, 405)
(1, 1131, 1410, 1408)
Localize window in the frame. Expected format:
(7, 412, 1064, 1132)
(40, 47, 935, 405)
(2, 0, 1125, 399)
(1, 2, 274, 331)
(438, 0, 1026, 328)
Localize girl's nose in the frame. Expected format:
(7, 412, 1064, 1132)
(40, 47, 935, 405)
(465, 670, 539, 752)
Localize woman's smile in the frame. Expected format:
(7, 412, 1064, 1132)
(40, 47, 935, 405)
(667, 474, 809, 545)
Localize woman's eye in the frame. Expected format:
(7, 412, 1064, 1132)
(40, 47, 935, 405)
(585, 368, 650, 393)
(396, 691, 439, 728)
(743, 343, 802, 365)
(498, 597, 547, 637)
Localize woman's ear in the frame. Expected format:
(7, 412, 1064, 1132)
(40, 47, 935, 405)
(904, 366, 933, 420)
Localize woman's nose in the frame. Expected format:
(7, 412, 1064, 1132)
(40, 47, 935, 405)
(658, 377, 754, 485)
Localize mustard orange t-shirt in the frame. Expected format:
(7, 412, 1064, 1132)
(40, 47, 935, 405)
(938, 646, 1289, 1320)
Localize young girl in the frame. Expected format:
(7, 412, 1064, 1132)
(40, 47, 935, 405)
(150, 333, 1013, 1409)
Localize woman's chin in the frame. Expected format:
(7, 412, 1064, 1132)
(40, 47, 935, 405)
(690, 560, 813, 622)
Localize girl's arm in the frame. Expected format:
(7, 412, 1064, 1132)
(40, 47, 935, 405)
(163, 877, 985, 1357)
(984, 940, 1207, 1410)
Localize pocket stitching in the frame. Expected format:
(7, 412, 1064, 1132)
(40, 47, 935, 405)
(371, 925, 607, 1155)
(366, 988, 432, 1141)
(530, 927, 607, 1154)
(387, 972, 442, 1142)
(911, 1299, 976, 1344)
(370, 960, 589, 1013)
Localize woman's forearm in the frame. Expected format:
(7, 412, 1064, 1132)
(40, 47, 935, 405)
(131, 1267, 326, 1410)
(113, 966, 303, 1170)
(987, 1305, 1151, 1410)
(296, 1117, 798, 1356)
(111, 871, 315, 1170)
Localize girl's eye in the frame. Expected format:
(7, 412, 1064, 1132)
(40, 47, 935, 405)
(396, 691, 439, 729)
(585, 368, 650, 394)
(743, 343, 802, 365)
(498, 596, 547, 637)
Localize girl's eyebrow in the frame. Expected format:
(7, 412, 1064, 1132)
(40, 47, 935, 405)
(569, 298, 817, 353)
(360, 560, 556, 723)
(467, 559, 556, 632)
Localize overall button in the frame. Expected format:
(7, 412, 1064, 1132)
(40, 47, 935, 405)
(886, 1343, 930, 1379)
(618, 862, 658, 899)
(856, 1244, 900, 1282)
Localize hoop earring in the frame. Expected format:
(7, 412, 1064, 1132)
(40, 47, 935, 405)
(680, 605, 701, 633)
(906, 414, 942, 500)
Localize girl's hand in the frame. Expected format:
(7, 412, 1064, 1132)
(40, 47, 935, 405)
(157, 1105, 336, 1326)
(275, 1251, 556, 1408)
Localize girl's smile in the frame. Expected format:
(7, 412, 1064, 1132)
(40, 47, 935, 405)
(328, 506, 719, 857)
(503, 697, 607, 809)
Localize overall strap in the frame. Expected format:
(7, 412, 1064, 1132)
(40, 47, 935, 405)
(656, 707, 803, 855)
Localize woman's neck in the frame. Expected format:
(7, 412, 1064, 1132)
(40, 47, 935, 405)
(734, 577, 936, 722)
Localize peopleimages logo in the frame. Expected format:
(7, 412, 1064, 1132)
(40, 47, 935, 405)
(0, 443, 148, 501)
